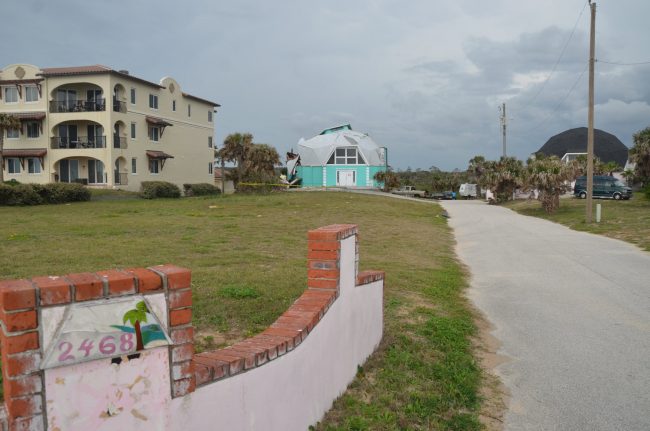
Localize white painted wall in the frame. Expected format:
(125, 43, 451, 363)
(170, 236, 384, 431)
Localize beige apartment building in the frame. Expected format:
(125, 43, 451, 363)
(0, 64, 219, 191)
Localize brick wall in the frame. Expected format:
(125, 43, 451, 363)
(0, 224, 384, 431)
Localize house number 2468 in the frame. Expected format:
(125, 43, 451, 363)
(58, 333, 135, 362)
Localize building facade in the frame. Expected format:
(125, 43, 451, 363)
(1, 64, 219, 191)
(292, 125, 387, 188)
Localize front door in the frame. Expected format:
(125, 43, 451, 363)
(59, 159, 79, 183)
(336, 170, 356, 187)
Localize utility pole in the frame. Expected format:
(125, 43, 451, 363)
(586, 1, 596, 223)
(499, 103, 507, 157)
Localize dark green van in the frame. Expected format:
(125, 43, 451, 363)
(573, 175, 632, 200)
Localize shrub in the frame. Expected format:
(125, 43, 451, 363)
(3, 179, 20, 186)
(0, 184, 43, 206)
(643, 184, 650, 200)
(37, 183, 91, 204)
(140, 181, 181, 199)
(0, 182, 90, 206)
(183, 183, 221, 197)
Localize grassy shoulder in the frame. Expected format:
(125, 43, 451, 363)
(505, 195, 650, 251)
(0, 191, 484, 429)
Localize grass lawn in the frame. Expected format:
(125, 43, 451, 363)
(505, 195, 650, 251)
(1, 191, 484, 430)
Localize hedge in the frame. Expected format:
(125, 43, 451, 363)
(140, 181, 181, 199)
(183, 183, 221, 197)
(0, 182, 90, 206)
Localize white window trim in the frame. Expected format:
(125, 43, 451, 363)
(6, 129, 19, 139)
(3, 86, 19, 104)
(7, 158, 21, 174)
(26, 123, 40, 139)
(24, 86, 39, 104)
(131, 158, 138, 175)
(149, 94, 159, 110)
(131, 122, 137, 140)
(130, 88, 136, 105)
(149, 159, 160, 175)
(149, 126, 160, 143)
(27, 158, 42, 175)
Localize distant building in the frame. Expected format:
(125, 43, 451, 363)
(1, 63, 219, 191)
(290, 124, 388, 188)
(536, 127, 629, 167)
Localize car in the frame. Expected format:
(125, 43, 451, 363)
(573, 175, 632, 200)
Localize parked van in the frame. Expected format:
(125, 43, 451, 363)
(573, 176, 632, 200)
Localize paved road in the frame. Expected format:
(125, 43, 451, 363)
(441, 200, 650, 431)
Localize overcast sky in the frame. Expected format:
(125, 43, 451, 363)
(2, 0, 649, 170)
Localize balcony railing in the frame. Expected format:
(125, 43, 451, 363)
(114, 172, 128, 186)
(113, 98, 126, 113)
(113, 135, 128, 149)
(50, 99, 106, 113)
(51, 136, 106, 149)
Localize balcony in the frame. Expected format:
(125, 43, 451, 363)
(51, 136, 106, 149)
(114, 172, 128, 185)
(50, 99, 106, 113)
(113, 98, 126, 113)
(113, 135, 128, 149)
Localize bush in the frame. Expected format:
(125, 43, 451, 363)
(140, 181, 181, 199)
(183, 183, 221, 197)
(37, 183, 91, 204)
(3, 179, 20, 186)
(0, 182, 90, 206)
(643, 184, 650, 200)
(0, 184, 43, 206)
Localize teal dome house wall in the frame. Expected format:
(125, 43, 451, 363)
(288, 125, 388, 188)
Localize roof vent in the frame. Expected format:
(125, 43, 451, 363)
(118, 70, 129, 75)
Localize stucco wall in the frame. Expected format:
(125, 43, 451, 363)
(297, 165, 386, 188)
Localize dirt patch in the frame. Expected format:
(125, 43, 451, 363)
(472, 310, 510, 430)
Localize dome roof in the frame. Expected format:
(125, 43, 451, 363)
(297, 126, 385, 166)
(537, 127, 629, 167)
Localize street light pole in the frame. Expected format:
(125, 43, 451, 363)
(586, 1, 596, 223)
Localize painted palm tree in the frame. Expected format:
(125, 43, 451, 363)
(123, 300, 148, 351)
(0, 114, 22, 182)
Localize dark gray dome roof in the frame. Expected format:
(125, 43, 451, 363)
(537, 127, 629, 167)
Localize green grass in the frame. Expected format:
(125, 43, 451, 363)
(505, 195, 650, 251)
(0, 191, 483, 429)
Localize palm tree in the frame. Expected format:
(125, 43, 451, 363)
(523, 154, 578, 213)
(218, 133, 253, 186)
(246, 143, 281, 178)
(480, 157, 523, 203)
(123, 300, 149, 351)
(374, 169, 399, 192)
(630, 126, 650, 185)
(0, 114, 22, 182)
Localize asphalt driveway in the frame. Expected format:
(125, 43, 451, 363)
(441, 200, 650, 431)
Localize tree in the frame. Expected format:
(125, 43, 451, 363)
(218, 133, 281, 189)
(479, 157, 524, 203)
(123, 300, 148, 351)
(0, 114, 22, 182)
(523, 154, 579, 213)
(374, 169, 400, 192)
(630, 126, 650, 185)
(574, 155, 620, 176)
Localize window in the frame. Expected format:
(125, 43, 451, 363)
(26, 122, 39, 138)
(327, 147, 364, 165)
(131, 122, 136, 139)
(149, 126, 160, 142)
(3, 86, 18, 103)
(187, 104, 191, 117)
(208, 111, 213, 122)
(149, 94, 158, 109)
(149, 159, 160, 174)
(27, 158, 41, 174)
(208, 137, 213, 148)
(208, 162, 213, 174)
(25, 86, 39, 102)
(172, 100, 176, 111)
(6, 128, 19, 139)
(131, 158, 137, 174)
(130, 88, 136, 104)
(7, 158, 20, 174)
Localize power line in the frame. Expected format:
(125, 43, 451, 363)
(598, 59, 650, 66)
(528, 61, 589, 133)
(524, 0, 589, 107)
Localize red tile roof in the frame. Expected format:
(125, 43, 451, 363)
(1, 148, 47, 157)
(38, 65, 164, 89)
(145, 116, 173, 127)
(145, 150, 174, 159)
(6, 112, 46, 121)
